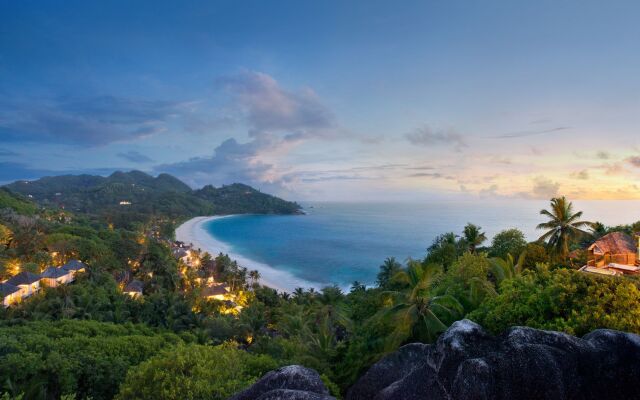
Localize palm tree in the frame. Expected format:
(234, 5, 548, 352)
(489, 251, 526, 286)
(381, 261, 463, 347)
(376, 257, 402, 288)
(463, 223, 487, 253)
(248, 269, 261, 288)
(591, 221, 608, 239)
(293, 287, 305, 300)
(537, 196, 593, 258)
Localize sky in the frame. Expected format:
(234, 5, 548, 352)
(1, 0, 640, 201)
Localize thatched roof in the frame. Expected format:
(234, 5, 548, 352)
(589, 232, 637, 255)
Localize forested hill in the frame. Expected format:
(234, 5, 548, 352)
(4, 171, 302, 225)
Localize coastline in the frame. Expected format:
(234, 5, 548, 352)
(175, 216, 316, 292)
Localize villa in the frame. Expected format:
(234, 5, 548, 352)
(581, 232, 640, 275)
(1, 283, 21, 307)
(201, 283, 233, 301)
(62, 259, 87, 277)
(123, 280, 144, 298)
(0, 260, 90, 307)
(6, 271, 42, 297)
(40, 266, 74, 287)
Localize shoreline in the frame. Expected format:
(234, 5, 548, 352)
(175, 216, 317, 293)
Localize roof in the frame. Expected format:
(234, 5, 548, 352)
(173, 249, 188, 258)
(62, 259, 87, 271)
(40, 266, 71, 279)
(0, 282, 21, 296)
(124, 280, 144, 293)
(589, 232, 637, 255)
(607, 263, 640, 272)
(6, 271, 41, 286)
(579, 266, 621, 276)
(201, 284, 229, 297)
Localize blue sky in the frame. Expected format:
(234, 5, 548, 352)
(1, 0, 640, 200)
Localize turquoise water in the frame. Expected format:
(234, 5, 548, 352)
(203, 200, 640, 288)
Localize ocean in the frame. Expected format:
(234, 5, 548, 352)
(202, 200, 640, 289)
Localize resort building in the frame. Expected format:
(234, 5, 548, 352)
(123, 280, 144, 298)
(582, 232, 640, 275)
(201, 283, 233, 301)
(1, 283, 21, 307)
(0, 260, 90, 307)
(62, 259, 88, 276)
(40, 266, 74, 287)
(6, 271, 42, 297)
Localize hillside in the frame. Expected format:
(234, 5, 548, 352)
(0, 188, 38, 215)
(4, 171, 302, 225)
(195, 183, 303, 215)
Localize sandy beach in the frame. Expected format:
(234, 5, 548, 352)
(175, 216, 316, 292)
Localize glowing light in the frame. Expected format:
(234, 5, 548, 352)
(7, 259, 21, 275)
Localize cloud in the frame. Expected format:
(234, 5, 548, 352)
(298, 174, 375, 183)
(0, 162, 117, 185)
(155, 71, 348, 191)
(479, 184, 500, 197)
(405, 126, 466, 151)
(0, 148, 18, 157)
(117, 150, 155, 163)
(599, 162, 624, 175)
(529, 146, 544, 156)
(571, 170, 590, 180)
(627, 156, 640, 168)
(218, 71, 336, 140)
(280, 163, 409, 185)
(154, 136, 280, 190)
(530, 177, 560, 199)
(0, 162, 54, 183)
(490, 155, 512, 165)
(0, 96, 188, 146)
(407, 172, 454, 180)
(596, 151, 611, 160)
(490, 126, 570, 139)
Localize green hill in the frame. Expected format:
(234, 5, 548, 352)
(195, 183, 303, 215)
(4, 171, 302, 225)
(0, 188, 38, 215)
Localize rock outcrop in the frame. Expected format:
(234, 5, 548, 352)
(347, 319, 640, 400)
(229, 365, 336, 400)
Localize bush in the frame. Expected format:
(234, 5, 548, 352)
(0, 320, 183, 400)
(116, 343, 279, 400)
(489, 229, 526, 259)
(469, 266, 640, 336)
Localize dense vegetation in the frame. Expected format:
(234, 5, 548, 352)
(2, 190, 640, 399)
(116, 344, 278, 400)
(0, 320, 184, 400)
(5, 171, 301, 229)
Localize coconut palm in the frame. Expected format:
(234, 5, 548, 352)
(248, 269, 261, 288)
(537, 196, 594, 258)
(280, 292, 291, 301)
(376, 257, 402, 288)
(381, 261, 463, 347)
(293, 287, 305, 299)
(591, 221, 608, 240)
(463, 223, 487, 253)
(489, 251, 526, 285)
